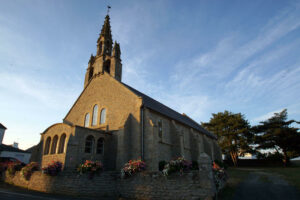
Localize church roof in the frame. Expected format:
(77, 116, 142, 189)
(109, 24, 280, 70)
(122, 83, 217, 139)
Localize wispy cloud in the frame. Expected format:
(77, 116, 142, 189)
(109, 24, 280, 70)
(171, 4, 300, 91)
(250, 103, 300, 124)
(0, 72, 77, 109)
(251, 109, 284, 123)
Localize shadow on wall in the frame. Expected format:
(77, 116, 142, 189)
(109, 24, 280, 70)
(29, 141, 43, 164)
(116, 114, 141, 170)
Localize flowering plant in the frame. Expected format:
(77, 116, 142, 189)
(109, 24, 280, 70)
(42, 161, 63, 176)
(77, 160, 103, 179)
(162, 157, 192, 176)
(121, 158, 146, 178)
(212, 161, 227, 190)
(21, 162, 39, 180)
(7, 161, 24, 176)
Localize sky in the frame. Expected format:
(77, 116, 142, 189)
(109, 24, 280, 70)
(0, 0, 300, 150)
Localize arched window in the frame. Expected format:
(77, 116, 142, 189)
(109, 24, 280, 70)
(99, 41, 103, 55)
(88, 67, 94, 81)
(92, 105, 98, 126)
(58, 134, 66, 154)
(44, 137, 51, 155)
(84, 113, 90, 127)
(51, 135, 58, 154)
(100, 108, 106, 124)
(103, 60, 111, 73)
(85, 135, 95, 153)
(97, 138, 104, 154)
(158, 119, 163, 139)
(105, 41, 110, 54)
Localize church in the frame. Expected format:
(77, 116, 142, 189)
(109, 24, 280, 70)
(34, 14, 222, 171)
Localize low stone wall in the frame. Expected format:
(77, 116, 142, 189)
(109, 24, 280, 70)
(117, 171, 215, 200)
(1, 170, 215, 200)
(2, 170, 118, 198)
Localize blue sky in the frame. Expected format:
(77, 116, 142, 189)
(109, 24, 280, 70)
(0, 0, 299, 150)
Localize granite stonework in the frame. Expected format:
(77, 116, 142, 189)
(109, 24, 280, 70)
(29, 14, 222, 173)
(24, 13, 224, 200)
(1, 168, 216, 200)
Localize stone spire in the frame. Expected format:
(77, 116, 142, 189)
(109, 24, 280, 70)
(111, 41, 122, 81)
(84, 13, 122, 88)
(97, 15, 113, 57)
(88, 54, 95, 64)
(112, 42, 121, 58)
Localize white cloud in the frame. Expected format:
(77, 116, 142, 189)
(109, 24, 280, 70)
(171, 4, 300, 91)
(0, 72, 77, 109)
(159, 93, 211, 122)
(251, 109, 284, 123)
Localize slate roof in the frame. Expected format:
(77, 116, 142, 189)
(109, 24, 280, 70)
(122, 83, 217, 139)
(0, 144, 30, 153)
(0, 123, 7, 129)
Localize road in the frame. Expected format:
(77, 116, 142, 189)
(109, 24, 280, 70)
(0, 183, 114, 200)
(232, 171, 300, 200)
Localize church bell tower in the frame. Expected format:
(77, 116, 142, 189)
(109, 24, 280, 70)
(84, 14, 122, 88)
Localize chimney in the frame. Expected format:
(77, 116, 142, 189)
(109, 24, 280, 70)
(13, 142, 19, 149)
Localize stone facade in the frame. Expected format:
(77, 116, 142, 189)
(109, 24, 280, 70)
(33, 14, 222, 173)
(2, 169, 216, 200)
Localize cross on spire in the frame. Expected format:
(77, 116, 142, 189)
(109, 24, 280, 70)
(107, 5, 111, 15)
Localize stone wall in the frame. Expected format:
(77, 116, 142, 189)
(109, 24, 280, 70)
(41, 124, 116, 170)
(117, 171, 215, 200)
(1, 170, 216, 200)
(64, 73, 142, 131)
(2, 170, 118, 198)
(143, 108, 222, 171)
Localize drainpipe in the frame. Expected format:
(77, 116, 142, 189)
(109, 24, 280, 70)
(141, 106, 144, 160)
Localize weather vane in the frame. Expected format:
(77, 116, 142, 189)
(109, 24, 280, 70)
(107, 5, 111, 15)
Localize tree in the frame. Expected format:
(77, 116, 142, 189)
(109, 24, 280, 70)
(202, 111, 253, 166)
(253, 109, 300, 166)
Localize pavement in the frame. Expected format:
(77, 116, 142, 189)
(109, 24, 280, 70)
(233, 171, 300, 200)
(0, 182, 116, 200)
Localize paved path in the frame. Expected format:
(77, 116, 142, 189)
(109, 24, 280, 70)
(233, 171, 300, 200)
(0, 182, 115, 200)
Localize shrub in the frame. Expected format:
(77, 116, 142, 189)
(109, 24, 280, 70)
(214, 159, 227, 169)
(121, 159, 146, 178)
(162, 157, 192, 176)
(77, 160, 103, 179)
(212, 161, 227, 190)
(7, 162, 24, 176)
(159, 160, 167, 171)
(42, 161, 63, 176)
(21, 162, 39, 180)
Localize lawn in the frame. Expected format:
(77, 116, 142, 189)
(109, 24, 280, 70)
(217, 166, 300, 200)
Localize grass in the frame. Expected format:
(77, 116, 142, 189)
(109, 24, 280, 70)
(262, 166, 300, 190)
(217, 167, 251, 200)
(218, 166, 300, 200)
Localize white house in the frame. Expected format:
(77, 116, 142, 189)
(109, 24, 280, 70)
(0, 123, 31, 163)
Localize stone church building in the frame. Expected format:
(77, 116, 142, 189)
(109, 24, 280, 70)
(34, 14, 222, 171)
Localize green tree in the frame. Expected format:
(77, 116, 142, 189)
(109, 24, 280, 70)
(202, 111, 253, 166)
(253, 109, 300, 166)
